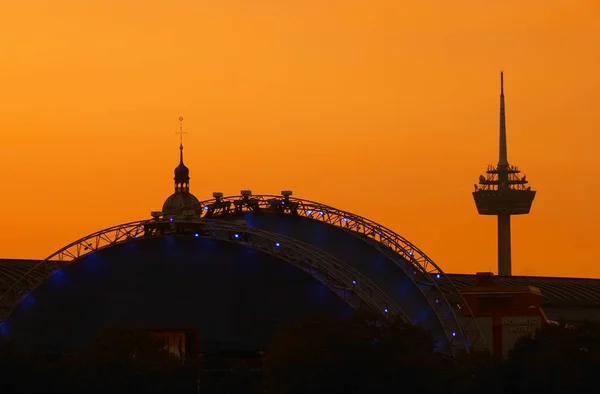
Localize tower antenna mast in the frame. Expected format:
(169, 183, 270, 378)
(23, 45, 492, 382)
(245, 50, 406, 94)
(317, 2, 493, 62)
(472, 72, 536, 276)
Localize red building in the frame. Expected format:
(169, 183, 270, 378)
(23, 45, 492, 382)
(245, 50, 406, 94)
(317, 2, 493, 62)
(458, 272, 549, 356)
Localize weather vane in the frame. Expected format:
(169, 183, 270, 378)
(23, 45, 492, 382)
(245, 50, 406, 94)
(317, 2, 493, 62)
(176, 116, 186, 145)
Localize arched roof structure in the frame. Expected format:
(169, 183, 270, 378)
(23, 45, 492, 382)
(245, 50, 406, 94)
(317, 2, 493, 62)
(0, 193, 485, 357)
(441, 274, 600, 306)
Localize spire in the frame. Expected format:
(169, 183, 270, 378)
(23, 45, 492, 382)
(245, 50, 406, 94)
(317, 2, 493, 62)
(173, 116, 190, 193)
(498, 71, 509, 167)
(177, 116, 186, 164)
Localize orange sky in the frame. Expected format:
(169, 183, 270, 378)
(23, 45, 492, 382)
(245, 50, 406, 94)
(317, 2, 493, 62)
(1, 0, 599, 277)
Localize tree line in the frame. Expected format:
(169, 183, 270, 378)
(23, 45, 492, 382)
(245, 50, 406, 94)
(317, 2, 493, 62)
(1, 310, 599, 394)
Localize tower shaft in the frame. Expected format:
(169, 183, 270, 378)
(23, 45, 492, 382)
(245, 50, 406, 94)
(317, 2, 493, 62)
(472, 72, 536, 277)
(497, 214, 512, 276)
(497, 71, 511, 275)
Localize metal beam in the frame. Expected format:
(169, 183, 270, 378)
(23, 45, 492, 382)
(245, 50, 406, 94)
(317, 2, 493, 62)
(160, 194, 485, 354)
(0, 219, 402, 347)
(1, 194, 486, 356)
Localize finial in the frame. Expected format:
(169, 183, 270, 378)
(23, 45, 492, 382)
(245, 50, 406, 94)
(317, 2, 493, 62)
(175, 116, 187, 164)
(500, 71, 504, 95)
(176, 116, 186, 148)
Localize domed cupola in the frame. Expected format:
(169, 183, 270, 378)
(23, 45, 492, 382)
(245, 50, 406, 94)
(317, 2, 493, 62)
(161, 117, 201, 216)
(173, 144, 190, 193)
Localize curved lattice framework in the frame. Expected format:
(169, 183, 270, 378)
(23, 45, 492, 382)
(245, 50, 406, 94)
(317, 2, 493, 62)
(0, 220, 404, 344)
(0, 261, 62, 290)
(0, 194, 484, 356)
(161, 193, 485, 353)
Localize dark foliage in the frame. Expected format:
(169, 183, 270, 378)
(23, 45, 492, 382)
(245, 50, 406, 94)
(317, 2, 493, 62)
(504, 321, 600, 394)
(2, 317, 600, 394)
(264, 313, 600, 394)
(264, 308, 452, 394)
(0, 327, 195, 394)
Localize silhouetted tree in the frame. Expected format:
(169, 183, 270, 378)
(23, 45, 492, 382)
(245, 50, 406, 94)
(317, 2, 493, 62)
(450, 349, 503, 394)
(0, 338, 48, 394)
(505, 321, 600, 394)
(5, 318, 600, 394)
(205, 358, 262, 394)
(56, 326, 193, 394)
(264, 309, 451, 394)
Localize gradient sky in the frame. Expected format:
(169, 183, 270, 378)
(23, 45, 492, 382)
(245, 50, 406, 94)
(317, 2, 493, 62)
(1, 0, 599, 277)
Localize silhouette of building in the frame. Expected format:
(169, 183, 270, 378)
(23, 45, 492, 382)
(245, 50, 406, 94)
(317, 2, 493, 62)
(0, 108, 597, 359)
(161, 117, 201, 216)
(0, 119, 481, 358)
(473, 72, 536, 276)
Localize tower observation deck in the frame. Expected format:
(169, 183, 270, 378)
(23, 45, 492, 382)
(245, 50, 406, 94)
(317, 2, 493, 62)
(472, 72, 536, 276)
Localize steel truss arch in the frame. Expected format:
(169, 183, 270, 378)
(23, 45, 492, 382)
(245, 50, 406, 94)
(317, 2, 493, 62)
(162, 194, 485, 353)
(0, 219, 404, 345)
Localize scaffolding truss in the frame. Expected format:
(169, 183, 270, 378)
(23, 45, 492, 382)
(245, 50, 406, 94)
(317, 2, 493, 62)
(0, 194, 485, 356)
(0, 220, 401, 344)
(162, 193, 485, 354)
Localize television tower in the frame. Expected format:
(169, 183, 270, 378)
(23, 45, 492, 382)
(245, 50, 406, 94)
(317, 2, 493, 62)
(472, 72, 536, 276)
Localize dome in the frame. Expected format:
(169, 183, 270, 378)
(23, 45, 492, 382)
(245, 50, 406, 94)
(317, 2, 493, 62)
(174, 161, 189, 182)
(162, 192, 201, 215)
(174, 145, 190, 183)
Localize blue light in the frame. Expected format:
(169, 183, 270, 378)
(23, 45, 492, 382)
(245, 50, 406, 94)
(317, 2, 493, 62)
(275, 242, 280, 247)
(234, 233, 239, 239)
(281, 201, 285, 205)
(384, 308, 389, 313)
(436, 274, 441, 279)
(204, 206, 209, 210)
(307, 210, 312, 214)
(169, 218, 173, 222)
(19, 292, 35, 310)
(435, 299, 439, 303)
(319, 211, 324, 215)
(452, 332, 456, 337)
(352, 280, 356, 285)
(194, 233, 199, 237)
(343, 218, 348, 222)
(134, 235, 138, 239)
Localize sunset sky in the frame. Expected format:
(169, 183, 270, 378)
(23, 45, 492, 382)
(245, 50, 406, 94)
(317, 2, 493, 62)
(0, 0, 599, 277)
